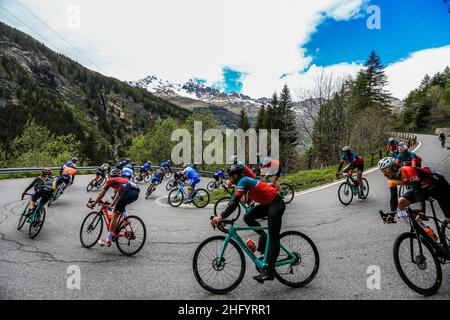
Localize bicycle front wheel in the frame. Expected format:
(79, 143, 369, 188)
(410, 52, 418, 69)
(166, 180, 176, 191)
(29, 207, 46, 239)
(80, 211, 104, 248)
(86, 179, 96, 192)
(207, 181, 216, 192)
(168, 189, 184, 207)
(17, 203, 29, 230)
(280, 183, 294, 204)
(393, 232, 442, 296)
(193, 188, 210, 208)
(193, 235, 246, 294)
(360, 178, 369, 199)
(115, 215, 147, 256)
(213, 197, 241, 222)
(338, 182, 353, 205)
(274, 231, 320, 288)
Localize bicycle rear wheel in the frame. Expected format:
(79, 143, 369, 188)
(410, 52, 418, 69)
(168, 189, 184, 207)
(280, 183, 294, 204)
(338, 182, 353, 205)
(207, 181, 216, 192)
(80, 212, 104, 248)
(193, 235, 246, 294)
(165, 180, 176, 191)
(29, 207, 46, 239)
(86, 179, 96, 192)
(115, 215, 147, 256)
(274, 231, 320, 288)
(193, 188, 210, 208)
(393, 232, 442, 296)
(360, 178, 369, 199)
(213, 197, 241, 223)
(17, 202, 29, 230)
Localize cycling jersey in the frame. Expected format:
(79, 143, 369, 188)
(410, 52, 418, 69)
(340, 152, 364, 165)
(104, 177, 137, 194)
(399, 166, 434, 188)
(396, 152, 422, 167)
(141, 163, 151, 171)
(62, 166, 77, 177)
(386, 142, 399, 153)
(214, 171, 224, 177)
(184, 167, 200, 181)
(160, 162, 170, 168)
(235, 176, 278, 206)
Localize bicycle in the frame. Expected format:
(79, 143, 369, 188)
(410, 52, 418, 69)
(80, 199, 147, 256)
(17, 193, 47, 239)
(337, 172, 369, 205)
(47, 180, 66, 207)
(86, 174, 108, 192)
(379, 198, 450, 296)
(260, 174, 295, 204)
(168, 181, 210, 208)
(193, 211, 320, 294)
(133, 169, 153, 184)
(144, 178, 162, 200)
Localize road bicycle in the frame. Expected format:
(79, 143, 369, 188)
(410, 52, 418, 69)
(337, 172, 369, 205)
(133, 169, 153, 184)
(379, 198, 450, 296)
(167, 181, 210, 208)
(145, 177, 163, 199)
(47, 180, 66, 207)
(17, 193, 46, 239)
(80, 199, 147, 256)
(193, 211, 320, 294)
(86, 174, 108, 192)
(259, 174, 295, 204)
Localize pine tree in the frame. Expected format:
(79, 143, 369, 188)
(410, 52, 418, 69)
(255, 105, 266, 130)
(237, 108, 250, 131)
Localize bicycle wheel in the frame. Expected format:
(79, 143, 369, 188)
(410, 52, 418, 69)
(17, 203, 29, 230)
(97, 177, 106, 188)
(80, 211, 104, 248)
(193, 235, 246, 294)
(193, 188, 210, 208)
(29, 207, 46, 239)
(144, 174, 151, 183)
(168, 188, 184, 207)
(393, 232, 442, 296)
(360, 178, 369, 199)
(207, 181, 217, 192)
(164, 171, 172, 179)
(115, 215, 147, 256)
(145, 183, 155, 200)
(213, 197, 241, 222)
(338, 182, 353, 205)
(441, 220, 450, 252)
(280, 183, 294, 204)
(86, 179, 96, 192)
(165, 180, 176, 191)
(274, 231, 320, 288)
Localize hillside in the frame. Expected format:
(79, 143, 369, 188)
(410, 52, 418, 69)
(0, 22, 190, 164)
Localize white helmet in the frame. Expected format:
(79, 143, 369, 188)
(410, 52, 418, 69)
(378, 157, 397, 170)
(398, 145, 408, 153)
(229, 155, 238, 163)
(388, 137, 394, 143)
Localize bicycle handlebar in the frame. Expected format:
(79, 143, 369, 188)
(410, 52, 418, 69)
(210, 216, 233, 234)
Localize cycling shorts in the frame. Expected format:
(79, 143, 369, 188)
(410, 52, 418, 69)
(151, 176, 162, 184)
(59, 174, 71, 185)
(31, 188, 54, 205)
(96, 168, 105, 177)
(189, 177, 201, 188)
(114, 188, 140, 214)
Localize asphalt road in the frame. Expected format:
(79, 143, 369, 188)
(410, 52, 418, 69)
(1, 134, 449, 300)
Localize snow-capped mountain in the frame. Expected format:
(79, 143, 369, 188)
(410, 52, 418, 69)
(129, 75, 270, 108)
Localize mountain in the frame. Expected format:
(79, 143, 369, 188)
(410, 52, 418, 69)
(129, 75, 270, 127)
(0, 22, 190, 163)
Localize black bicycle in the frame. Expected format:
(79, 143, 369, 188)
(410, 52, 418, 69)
(380, 198, 450, 296)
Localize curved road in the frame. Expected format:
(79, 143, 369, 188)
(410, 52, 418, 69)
(1, 134, 449, 300)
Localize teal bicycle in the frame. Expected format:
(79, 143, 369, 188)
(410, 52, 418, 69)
(194, 204, 320, 294)
(17, 193, 47, 239)
(47, 180, 66, 207)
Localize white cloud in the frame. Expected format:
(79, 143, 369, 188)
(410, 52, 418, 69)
(0, 0, 367, 96)
(385, 45, 450, 100)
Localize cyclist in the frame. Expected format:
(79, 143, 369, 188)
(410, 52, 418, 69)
(229, 155, 257, 178)
(378, 157, 450, 224)
(260, 157, 283, 192)
(139, 161, 152, 178)
(94, 161, 113, 184)
(21, 168, 57, 215)
(396, 145, 422, 167)
(180, 163, 201, 202)
(149, 166, 166, 188)
(116, 158, 131, 170)
(386, 137, 399, 157)
(87, 167, 140, 247)
(58, 162, 77, 190)
(211, 163, 285, 283)
(335, 146, 365, 198)
(213, 169, 225, 185)
(439, 132, 446, 147)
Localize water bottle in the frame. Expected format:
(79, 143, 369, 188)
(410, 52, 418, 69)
(246, 238, 257, 253)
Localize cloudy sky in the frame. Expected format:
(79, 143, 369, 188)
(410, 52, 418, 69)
(0, 0, 449, 99)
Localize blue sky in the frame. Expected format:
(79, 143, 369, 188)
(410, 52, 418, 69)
(0, 0, 449, 99)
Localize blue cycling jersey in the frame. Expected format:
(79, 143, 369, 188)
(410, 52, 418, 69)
(142, 163, 151, 171)
(160, 161, 170, 168)
(185, 167, 200, 180)
(215, 171, 224, 177)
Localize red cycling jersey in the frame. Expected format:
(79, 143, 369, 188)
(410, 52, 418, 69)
(104, 177, 130, 193)
(235, 176, 278, 206)
(399, 166, 433, 188)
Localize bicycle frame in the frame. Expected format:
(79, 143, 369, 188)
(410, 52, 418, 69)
(404, 201, 450, 261)
(94, 202, 130, 238)
(217, 225, 298, 271)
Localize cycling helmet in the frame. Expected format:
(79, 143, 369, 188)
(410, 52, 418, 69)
(342, 146, 351, 152)
(398, 145, 408, 153)
(147, 160, 151, 164)
(228, 163, 245, 176)
(260, 156, 271, 166)
(71, 157, 78, 163)
(121, 167, 133, 178)
(42, 168, 52, 176)
(107, 160, 113, 166)
(110, 168, 120, 177)
(378, 157, 398, 171)
(70, 162, 77, 169)
(229, 155, 238, 164)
